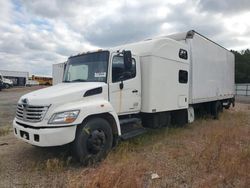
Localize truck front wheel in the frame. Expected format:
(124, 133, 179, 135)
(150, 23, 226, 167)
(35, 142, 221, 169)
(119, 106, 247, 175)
(73, 118, 113, 165)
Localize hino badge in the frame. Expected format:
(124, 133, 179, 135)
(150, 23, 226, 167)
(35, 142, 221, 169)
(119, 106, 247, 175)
(13, 30, 235, 164)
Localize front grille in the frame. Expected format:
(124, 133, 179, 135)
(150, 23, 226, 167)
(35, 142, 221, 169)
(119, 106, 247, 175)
(16, 104, 49, 122)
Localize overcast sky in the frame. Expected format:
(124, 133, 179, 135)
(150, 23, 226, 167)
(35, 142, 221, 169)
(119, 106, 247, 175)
(0, 0, 250, 76)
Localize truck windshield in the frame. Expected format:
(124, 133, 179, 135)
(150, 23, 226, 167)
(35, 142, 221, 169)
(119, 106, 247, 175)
(63, 51, 109, 83)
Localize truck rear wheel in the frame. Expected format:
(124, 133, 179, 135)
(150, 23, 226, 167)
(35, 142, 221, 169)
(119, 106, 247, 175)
(224, 98, 233, 109)
(73, 118, 113, 165)
(211, 101, 222, 119)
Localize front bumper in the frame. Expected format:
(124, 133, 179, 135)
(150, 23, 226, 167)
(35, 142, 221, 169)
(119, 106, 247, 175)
(13, 120, 77, 147)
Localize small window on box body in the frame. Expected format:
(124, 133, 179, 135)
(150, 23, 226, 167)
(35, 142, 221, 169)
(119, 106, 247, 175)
(179, 70, 188, 83)
(179, 49, 188, 60)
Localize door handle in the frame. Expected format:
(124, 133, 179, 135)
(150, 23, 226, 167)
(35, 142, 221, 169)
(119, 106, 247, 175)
(119, 81, 124, 90)
(132, 90, 138, 93)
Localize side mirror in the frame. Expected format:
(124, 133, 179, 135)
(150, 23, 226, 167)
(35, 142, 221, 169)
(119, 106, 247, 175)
(123, 50, 132, 70)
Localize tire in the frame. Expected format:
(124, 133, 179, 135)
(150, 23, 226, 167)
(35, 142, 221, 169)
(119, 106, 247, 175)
(219, 102, 223, 113)
(4, 84, 9, 89)
(73, 118, 113, 165)
(211, 101, 221, 119)
(225, 104, 230, 109)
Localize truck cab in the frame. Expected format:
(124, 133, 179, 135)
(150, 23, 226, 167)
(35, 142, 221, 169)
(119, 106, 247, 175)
(13, 48, 146, 164)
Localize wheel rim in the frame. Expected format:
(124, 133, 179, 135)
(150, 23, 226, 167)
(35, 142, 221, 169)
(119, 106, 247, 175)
(86, 129, 106, 154)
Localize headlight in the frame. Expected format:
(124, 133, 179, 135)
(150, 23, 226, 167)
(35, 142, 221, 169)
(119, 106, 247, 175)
(48, 110, 80, 124)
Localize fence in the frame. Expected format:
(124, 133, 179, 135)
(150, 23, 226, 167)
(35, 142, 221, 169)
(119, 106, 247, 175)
(235, 83, 250, 96)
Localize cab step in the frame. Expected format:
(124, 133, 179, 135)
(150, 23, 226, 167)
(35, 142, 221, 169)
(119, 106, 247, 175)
(119, 118, 141, 126)
(119, 117, 146, 140)
(120, 127, 147, 140)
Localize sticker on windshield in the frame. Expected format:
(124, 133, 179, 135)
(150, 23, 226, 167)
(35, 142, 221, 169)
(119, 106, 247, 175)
(94, 72, 106, 78)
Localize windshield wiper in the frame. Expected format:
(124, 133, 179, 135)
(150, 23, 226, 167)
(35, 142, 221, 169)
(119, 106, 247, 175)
(70, 79, 88, 82)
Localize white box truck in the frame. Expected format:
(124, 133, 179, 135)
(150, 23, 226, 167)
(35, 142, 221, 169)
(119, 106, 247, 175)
(13, 30, 235, 164)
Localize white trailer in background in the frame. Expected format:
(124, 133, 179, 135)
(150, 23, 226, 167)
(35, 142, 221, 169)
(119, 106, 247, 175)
(52, 62, 65, 85)
(13, 30, 235, 165)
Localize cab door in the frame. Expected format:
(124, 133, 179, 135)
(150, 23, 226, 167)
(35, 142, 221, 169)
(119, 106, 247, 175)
(109, 54, 141, 115)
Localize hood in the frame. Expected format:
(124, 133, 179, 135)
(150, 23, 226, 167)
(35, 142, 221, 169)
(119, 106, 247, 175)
(19, 82, 107, 106)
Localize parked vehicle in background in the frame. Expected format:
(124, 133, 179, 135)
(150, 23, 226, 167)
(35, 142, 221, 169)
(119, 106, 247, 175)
(0, 73, 14, 88)
(25, 80, 39, 87)
(13, 30, 235, 165)
(0, 77, 3, 91)
(3, 78, 13, 88)
(0, 70, 28, 86)
(31, 75, 52, 85)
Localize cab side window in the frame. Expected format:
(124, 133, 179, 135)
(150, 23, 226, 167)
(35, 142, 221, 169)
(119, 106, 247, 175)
(112, 56, 136, 82)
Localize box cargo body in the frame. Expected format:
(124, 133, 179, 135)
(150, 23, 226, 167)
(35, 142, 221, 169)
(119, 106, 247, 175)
(116, 38, 189, 113)
(167, 30, 235, 104)
(52, 63, 65, 85)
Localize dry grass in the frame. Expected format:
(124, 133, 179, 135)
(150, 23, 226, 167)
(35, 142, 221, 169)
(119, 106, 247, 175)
(64, 110, 250, 188)
(1, 108, 249, 188)
(0, 126, 11, 137)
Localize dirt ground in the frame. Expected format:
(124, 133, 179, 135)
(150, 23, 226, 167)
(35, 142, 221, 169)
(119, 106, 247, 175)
(0, 87, 250, 188)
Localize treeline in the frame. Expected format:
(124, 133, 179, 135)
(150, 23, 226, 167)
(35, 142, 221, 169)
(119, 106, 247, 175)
(231, 49, 250, 83)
